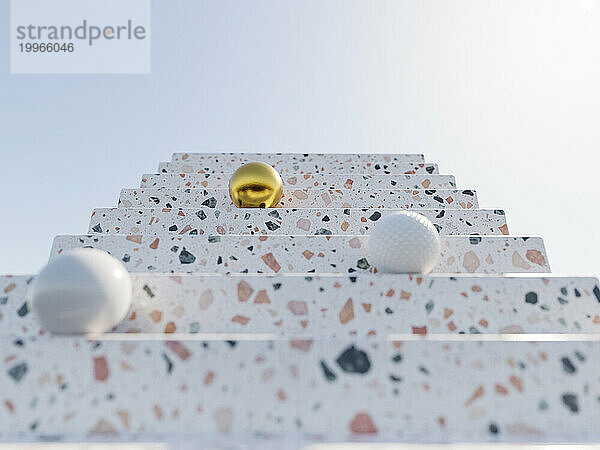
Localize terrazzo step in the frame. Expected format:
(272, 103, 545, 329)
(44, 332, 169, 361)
(2, 335, 600, 442)
(3, 274, 598, 337)
(171, 151, 425, 163)
(158, 161, 439, 175)
(89, 208, 509, 236)
(118, 188, 478, 210)
(141, 173, 457, 190)
(51, 235, 550, 275)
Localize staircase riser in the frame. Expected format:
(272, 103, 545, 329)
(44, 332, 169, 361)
(171, 152, 425, 163)
(159, 162, 439, 175)
(2, 275, 598, 337)
(51, 235, 550, 274)
(1, 338, 599, 442)
(141, 174, 456, 189)
(89, 208, 508, 236)
(119, 189, 478, 210)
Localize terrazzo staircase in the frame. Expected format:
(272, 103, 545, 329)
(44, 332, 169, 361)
(1, 152, 599, 447)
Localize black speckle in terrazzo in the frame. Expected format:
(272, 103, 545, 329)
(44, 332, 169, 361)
(273, 283, 282, 290)
(226, 340, 237, 347)
(162, 353, 173, 374)
(426, 165, 435, 174)
(469, 236, 482, 245)
(434, 224, 442, 233)
(170, 246, 179, 252)
(562, 393, 579, 413)
(433, 196, 444, 204)
(320, 360, 337, 381)
(0, 296, 7, 305)
(92, 224, 102, 233)
(336, 345, 371, 374)
(561, 357, 576, 374)
(368, 212, 381, 221)
(169, 225, 178, 231)
(385, 307, 393, 314)
(265, 221, 280, 231)
(17, 302, 29, 317)
(122, 254, 130, 263)
(202, 197, 217, 208)
(493, 210, 505, 215)
(8, 362, 28, 382)
(593, 285, 600, 302)
(179, 248, 196, 264)
(189, 229, 198, 235)
(560, 287, 568, 296)
(525, 292, 538, 304)
(488, 423, 499, 434)
(268, 210, 281, 219)
(315, 228, 332, 235)
(196, 210, 207, 220)
(425, 300, 434, 314)
(356, 258, 370, 270)
(143, 285, 155, 298)
(208, 236, 220, 243)
(322, 215, 330, 222)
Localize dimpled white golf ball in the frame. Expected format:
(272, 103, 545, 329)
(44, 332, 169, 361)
(368, 212, 441, 274)
(29, 248, 133, 334)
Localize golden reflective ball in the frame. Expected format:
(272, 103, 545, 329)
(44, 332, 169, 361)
(228, 162, 283, 208)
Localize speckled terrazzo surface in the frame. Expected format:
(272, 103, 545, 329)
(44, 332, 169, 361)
(50, 235, 549, 274)
(89, 208, 508, 236)
(159, 161, 439, 175)
(2, 335, 600, 441)
(118, 188, 478, 209)
(140, 173, 457, 190)
(171, 152, 426, 163)
(2, 274, 599, 337)
(3, 151, 600, 445)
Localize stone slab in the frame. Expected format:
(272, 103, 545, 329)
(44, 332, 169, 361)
(118, 188, 478, 210)
(89, 208, 509, 236)
(50, 235, 549, 274)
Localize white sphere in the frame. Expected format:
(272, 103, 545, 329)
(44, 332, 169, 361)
(29, 248, 133, 334)
(367, 212, 441, 274)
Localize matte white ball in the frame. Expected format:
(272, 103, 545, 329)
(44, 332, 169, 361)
(368, 212, 441, 274)
(29, 248, 133, 334)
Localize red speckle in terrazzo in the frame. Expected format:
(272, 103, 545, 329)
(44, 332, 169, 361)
(253, 290, 271, 304)
(165, 341, 191, 360)
(93, 356, 109, 381)
(350, 412, 378, 434)
(232, 315, 250, 325)
(237, 281, 254, 302)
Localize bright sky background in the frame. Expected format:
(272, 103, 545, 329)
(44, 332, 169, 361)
(0, 0, 599, 276)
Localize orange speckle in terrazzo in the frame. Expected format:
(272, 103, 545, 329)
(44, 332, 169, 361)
(339, 298, 355, 324)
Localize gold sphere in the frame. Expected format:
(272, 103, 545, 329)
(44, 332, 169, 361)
(228, 162, 283, 208)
